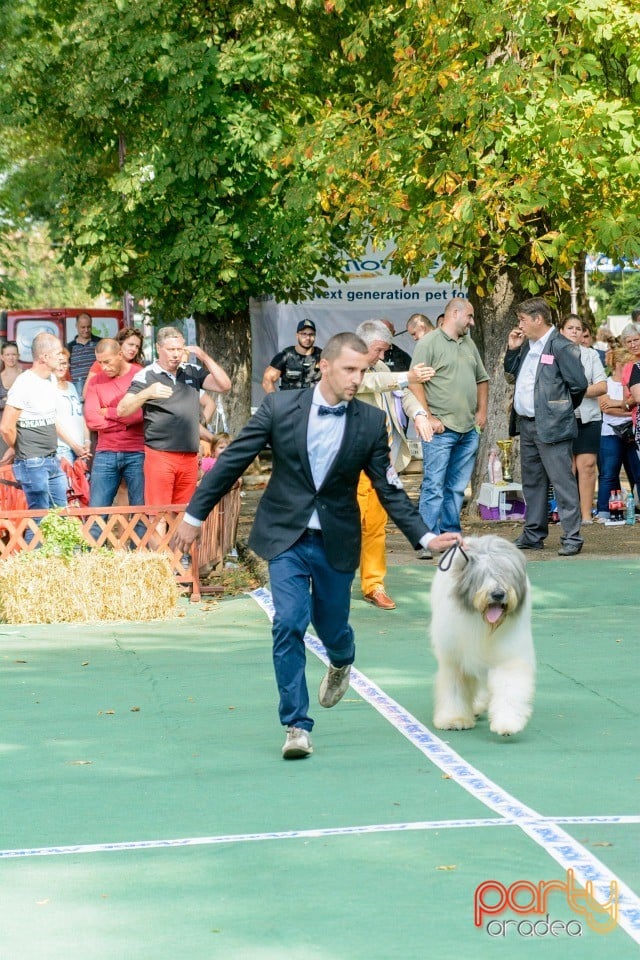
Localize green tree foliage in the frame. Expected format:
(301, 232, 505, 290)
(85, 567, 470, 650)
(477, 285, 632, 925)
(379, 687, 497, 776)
(0, 0, 354, 318)
(286, 0, 640, 484)
(0, 223, 101, 309)
(5, 0, 640, 311)
(0, 0, 377, 425)
(607, 272, 640, 316)
(294, 0, 640, 296)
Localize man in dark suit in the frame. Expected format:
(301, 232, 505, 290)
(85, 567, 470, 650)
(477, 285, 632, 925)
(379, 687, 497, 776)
(504, 297, 587, 556)
(172, 332, 460, 760)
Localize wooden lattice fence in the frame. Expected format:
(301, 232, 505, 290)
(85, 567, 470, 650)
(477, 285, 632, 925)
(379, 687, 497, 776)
(0, 465, 241, 603)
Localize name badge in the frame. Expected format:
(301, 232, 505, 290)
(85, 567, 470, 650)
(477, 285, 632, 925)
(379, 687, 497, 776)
(540, 354, 555, 365)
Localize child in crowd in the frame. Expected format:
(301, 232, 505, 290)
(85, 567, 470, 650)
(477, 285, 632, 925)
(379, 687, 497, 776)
(200, 432, 232, 475)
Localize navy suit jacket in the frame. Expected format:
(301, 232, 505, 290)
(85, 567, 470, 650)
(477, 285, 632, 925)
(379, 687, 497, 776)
(186, 388, 428, 572)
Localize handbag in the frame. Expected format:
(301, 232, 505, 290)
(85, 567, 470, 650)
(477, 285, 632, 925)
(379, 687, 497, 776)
(610, 420, 637, 447)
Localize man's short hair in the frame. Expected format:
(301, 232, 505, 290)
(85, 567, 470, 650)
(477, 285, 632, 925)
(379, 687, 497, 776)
(380, 318, 396, 336)
(407, 312, 433, 331)
(31, 332, 60, 360)
(354, 319, 393, 347)
(156, 326, 184, 346)
(630, 308, 640, 323)
(95, 338, 120, 355)
(516, 297, 552, 325)
(443, 297, 472, 320)
(76, 312, 92, 324)
(321, 332, 368, 362)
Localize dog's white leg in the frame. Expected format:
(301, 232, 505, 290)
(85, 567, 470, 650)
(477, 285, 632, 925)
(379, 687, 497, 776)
(472, 683, 489, 717)
(433, 661, 476, 730)
(487, 658, 535, 736)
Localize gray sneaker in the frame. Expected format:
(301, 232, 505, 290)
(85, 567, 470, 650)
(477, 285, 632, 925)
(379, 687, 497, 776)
(282, 726, 313, 759)
(318, 663, 351, 708)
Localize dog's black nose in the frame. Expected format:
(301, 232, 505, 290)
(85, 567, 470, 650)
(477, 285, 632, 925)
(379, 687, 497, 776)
(489, 589, 507, 604)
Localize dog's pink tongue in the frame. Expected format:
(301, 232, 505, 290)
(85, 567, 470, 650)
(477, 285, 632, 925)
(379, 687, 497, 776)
(485, 604, 504, 624)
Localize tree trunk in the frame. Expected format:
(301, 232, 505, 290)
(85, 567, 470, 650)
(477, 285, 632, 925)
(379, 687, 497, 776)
(195, 310, 252, 437)
(468, 268, 529, 502)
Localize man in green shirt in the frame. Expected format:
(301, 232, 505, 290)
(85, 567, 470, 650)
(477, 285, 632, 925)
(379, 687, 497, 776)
(411, 298, 489, 535)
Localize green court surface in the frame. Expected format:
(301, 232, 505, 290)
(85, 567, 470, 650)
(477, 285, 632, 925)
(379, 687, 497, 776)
(1, 557, 638, 959)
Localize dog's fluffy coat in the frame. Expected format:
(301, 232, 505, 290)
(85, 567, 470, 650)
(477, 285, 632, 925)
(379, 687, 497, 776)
(430, 536, 535, 736)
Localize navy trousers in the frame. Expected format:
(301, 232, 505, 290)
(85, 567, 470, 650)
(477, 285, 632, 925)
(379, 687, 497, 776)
(268, 530, 355, 731)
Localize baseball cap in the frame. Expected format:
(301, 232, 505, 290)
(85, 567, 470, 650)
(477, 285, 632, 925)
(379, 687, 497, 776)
(297, 319, 316, 333)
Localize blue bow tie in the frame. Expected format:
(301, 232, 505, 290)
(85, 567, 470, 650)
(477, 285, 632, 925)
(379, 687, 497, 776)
(318, 404, 347, 417)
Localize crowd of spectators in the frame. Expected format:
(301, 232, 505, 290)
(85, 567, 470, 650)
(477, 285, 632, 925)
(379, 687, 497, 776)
(405, 306, 639, 533)
(1, 305, 639, 554)
(578, 319, 640, 521)
(0, 324, 232, 532)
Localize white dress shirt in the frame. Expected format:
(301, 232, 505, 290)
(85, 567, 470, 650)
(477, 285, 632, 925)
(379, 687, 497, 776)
(514, 328, 553, 417)
(306, 385, 348, 529)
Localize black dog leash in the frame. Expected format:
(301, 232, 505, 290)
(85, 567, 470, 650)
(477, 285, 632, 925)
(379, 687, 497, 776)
(437, 541, 469, 571)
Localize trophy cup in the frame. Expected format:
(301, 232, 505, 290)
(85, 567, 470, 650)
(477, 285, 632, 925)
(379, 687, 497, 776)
(496, 439, 514, 483)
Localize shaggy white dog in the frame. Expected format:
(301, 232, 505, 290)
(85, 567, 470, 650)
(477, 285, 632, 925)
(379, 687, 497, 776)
(430, 536, 535, 736)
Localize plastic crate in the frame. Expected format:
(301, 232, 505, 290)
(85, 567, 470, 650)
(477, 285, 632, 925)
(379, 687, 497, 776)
(477, 483, 526, 521)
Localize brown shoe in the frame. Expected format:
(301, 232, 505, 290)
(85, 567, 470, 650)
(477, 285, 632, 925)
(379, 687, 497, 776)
(363, 588, 396, 610)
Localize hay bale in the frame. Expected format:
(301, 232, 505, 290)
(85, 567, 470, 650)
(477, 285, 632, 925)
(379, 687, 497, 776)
(0, 552, 181, 624)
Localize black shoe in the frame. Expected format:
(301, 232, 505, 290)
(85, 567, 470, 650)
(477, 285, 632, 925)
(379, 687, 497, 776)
(514, 539, 544, 551)
(558, 542, 583, 556)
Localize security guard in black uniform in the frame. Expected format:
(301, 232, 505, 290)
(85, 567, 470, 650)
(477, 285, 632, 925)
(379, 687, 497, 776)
(262, 320, 322, 393)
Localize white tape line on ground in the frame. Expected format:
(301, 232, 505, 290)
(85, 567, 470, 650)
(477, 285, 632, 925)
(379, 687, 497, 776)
(0, 818, 510, 860)
(251, 587, 640, 941)
(2, 815, 638, 861)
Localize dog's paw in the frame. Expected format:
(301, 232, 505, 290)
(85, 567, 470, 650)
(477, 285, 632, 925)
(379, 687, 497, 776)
(434, 715, 476, 731)
(489, 716, 526, 737)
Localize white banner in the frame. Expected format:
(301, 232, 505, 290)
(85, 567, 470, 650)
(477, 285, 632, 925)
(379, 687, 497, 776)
(250, 247, 466, 405)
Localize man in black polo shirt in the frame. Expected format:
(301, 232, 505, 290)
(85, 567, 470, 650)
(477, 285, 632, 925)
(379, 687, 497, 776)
(117, 326, 231, 505)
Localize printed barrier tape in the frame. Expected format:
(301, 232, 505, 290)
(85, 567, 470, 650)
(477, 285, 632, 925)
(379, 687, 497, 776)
(2, 815, 639, 862)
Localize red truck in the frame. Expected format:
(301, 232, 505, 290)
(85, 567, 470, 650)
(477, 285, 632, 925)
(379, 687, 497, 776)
(0, 307, 125, 364)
